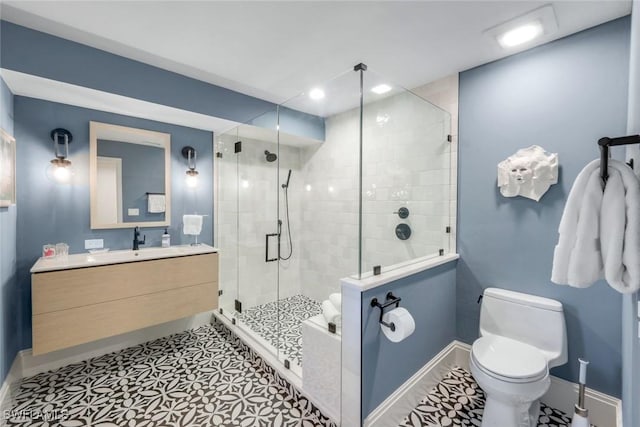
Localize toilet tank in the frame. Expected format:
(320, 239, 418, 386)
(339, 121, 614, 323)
(479, 288, 568, 368)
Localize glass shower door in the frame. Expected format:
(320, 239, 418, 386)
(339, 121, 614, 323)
(235, 120, 281, 358)
(215, 127, 239, 322)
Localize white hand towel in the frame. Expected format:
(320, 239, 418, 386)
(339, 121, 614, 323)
(147, 194, 166, 213)
(329, 293, 342, 311)
(600, 160, 640, 293)
(566, 171, 604, 287)
(322, 300, 341, 326)
(183, 215, 203, 235)
(551, 160, 601, 285)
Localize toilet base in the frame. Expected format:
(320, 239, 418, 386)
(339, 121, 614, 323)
(481, 396, 541, 427)
(470, 355, 550, 427)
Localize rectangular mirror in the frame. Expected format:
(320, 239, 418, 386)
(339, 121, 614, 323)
(90, 121, 171, 229)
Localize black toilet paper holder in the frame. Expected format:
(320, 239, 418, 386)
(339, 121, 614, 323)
(370, 292, 402, 332)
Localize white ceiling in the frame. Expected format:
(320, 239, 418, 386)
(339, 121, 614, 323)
(1, 1, 632, 106)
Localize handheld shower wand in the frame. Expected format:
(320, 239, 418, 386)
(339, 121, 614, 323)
(570, 358, 590, 427)
(279, 169, 293, 260)
(282, 169, 292, 189)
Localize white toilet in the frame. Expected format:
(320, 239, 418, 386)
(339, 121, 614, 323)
(470, 288, 567, 427)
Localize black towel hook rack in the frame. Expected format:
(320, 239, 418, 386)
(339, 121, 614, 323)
(371, 292, 402, 331)
(598, 135, 640, 182)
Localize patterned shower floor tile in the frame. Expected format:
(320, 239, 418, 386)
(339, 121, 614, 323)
(399, 367, 593, 427)
(238, 295, 323, 367)
(3, 322, 334, 427)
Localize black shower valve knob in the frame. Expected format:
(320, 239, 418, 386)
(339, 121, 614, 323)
(393, 207, 409, 219)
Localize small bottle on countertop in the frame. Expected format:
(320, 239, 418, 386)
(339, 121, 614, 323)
(161, 228, 170, 248)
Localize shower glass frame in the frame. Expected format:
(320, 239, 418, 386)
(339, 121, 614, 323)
(359, 67, 453, 278)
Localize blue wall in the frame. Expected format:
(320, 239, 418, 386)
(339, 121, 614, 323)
(0, 20, 325, 141)
(361, 261, 457, 420)
(97, 139, 166, 223)
(14, 96, 214, 352)
(0, 77, 18, 385)
(457, 17, 630, 397)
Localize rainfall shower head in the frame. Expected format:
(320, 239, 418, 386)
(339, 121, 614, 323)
(264, 150, 277, 162)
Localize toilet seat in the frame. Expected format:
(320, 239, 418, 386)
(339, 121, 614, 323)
(471, 336, 548, 383)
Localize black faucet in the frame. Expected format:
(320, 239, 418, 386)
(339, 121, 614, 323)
(133, 226, 145, 250)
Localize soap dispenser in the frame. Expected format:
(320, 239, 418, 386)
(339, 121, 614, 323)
(162, 228, 171, 248)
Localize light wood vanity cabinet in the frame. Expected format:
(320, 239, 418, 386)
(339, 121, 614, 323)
(32, 252, 218, 355)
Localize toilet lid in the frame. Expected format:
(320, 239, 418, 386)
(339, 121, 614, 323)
(472, 336, 547, 381)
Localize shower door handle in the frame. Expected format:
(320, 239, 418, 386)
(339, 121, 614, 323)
(265, 233, 279, 262)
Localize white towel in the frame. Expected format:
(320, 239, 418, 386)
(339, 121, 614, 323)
(322, 300, 341, 326)
(600, 160, 640, 293)
(329, 293, 341, 311)
(567, 170, 604, 286)
(551, 160, 602, 286)
(147, 194, 166, 213)
(183, 215, 203, 235)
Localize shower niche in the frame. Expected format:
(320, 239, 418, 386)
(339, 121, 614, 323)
(214, 65, 454, 424)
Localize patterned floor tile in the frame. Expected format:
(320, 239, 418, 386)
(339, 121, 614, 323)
(3, 322, 334, 427)
(238, 295, 322, 367)
(399, 367, 593, 427)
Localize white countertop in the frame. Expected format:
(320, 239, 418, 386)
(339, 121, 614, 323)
(31, 244, 218, 273)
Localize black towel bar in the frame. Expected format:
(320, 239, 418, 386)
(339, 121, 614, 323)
(598, 135, 640, 182)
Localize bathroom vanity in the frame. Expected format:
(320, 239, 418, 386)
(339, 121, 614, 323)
(30, 245, 218, 355)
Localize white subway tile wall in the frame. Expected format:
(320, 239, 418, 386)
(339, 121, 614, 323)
(360, 89, 451, 275)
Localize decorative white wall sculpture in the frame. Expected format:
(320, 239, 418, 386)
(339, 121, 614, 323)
(497, 145, 558, 202)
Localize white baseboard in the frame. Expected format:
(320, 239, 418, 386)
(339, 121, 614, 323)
(364, 340, 470, 427)
(542, 375, 622, 427)
(365, 340, 621, 427)
(0, 353, 22, 414)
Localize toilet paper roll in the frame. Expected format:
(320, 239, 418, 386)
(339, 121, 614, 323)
(381, 307, 415, 343)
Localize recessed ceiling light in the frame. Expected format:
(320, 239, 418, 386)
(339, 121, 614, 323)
(483, 5, 557, 50)
(309, 88, 325, 100)
(371, 84, 392, 95)
(497, 21, 543, 48)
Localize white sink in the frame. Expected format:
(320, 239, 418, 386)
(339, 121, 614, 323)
(31, 244, 218, 273)
(87, 246, 180, 263)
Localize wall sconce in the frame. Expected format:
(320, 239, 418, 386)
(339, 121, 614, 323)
(48, 128, 73, 183)
(182, 146, 199, 188)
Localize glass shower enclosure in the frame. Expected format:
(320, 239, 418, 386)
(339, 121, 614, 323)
(215, 64, 453, 424)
